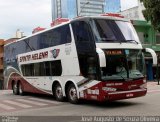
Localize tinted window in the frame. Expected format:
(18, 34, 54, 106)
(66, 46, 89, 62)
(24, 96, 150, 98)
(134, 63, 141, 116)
(34, 62, 45, 76)
(72, 21, 92, 42)
(40, 24, 71, 49)
(28, 36, 39, 50)
(94, 19, 140, 43)
(21, 64, 34, 76)
(50, 61, 62, 76)
(23, 36, 39, 52)
(21, 60, 62, 76)
(45, 62, 52, 76)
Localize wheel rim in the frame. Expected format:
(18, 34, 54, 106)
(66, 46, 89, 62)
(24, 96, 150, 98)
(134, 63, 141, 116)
(19, 83, 22, 94)
(69, 87, 77, 101)
(56, 86, 63, 99)
(13, 83, 17, 93)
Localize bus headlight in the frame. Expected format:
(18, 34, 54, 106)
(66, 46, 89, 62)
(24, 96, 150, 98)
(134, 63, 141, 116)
(102, 87, 117, 92)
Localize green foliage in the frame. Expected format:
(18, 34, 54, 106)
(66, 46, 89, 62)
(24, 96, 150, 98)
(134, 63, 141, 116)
(141, 0, 160, 31)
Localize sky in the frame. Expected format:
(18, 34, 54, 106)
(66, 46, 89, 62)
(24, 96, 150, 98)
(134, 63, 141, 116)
(0, 0, 138, 40)
(0, 0, 51, 39)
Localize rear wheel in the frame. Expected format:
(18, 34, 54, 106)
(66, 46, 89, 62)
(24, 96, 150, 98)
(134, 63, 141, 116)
(12, 82, 19, 95)
(54, 84, 64, 101)
(67, 84, 79, 104)
(18, 82, 24, 95)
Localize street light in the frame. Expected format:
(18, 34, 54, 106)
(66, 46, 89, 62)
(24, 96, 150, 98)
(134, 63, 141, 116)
(78, 1, 90, 16)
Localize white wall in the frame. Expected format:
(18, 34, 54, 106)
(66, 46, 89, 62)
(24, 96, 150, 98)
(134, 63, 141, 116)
(119, 0, 145, 20)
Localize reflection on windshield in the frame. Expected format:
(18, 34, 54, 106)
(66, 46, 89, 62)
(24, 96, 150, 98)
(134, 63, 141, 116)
(93, 19, 140, 44)
(101, 50, 145, 81)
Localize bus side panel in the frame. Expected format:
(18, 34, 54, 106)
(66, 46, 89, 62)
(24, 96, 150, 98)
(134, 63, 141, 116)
(7, 72, 50, 95)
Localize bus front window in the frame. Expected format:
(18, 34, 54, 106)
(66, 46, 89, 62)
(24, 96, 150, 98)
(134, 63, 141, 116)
(126, 50, 145, 79)
(101, 50, 145, 81)
(93, 19, 140, 44)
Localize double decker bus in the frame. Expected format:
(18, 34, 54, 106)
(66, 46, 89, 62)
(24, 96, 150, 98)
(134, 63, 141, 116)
(4, 14, 157, 104)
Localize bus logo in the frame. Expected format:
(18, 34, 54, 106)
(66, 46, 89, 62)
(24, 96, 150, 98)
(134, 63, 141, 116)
(51, 49, 60, 58)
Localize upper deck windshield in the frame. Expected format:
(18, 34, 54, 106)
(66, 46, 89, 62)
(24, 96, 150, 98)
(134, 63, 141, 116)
(101, 49, 145, 81)
(93, 19, 140, 44)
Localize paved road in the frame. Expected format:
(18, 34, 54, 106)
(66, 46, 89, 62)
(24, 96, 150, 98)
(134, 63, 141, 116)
(0, 90, 64, 114)
(0, 82, 160, 122)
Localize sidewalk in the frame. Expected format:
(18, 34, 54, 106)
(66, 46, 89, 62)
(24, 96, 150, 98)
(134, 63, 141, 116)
(147, 81, 160, 93)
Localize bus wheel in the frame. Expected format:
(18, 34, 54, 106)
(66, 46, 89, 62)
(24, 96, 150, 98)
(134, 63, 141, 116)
(67, 84, 78, 104)
(54, 84, 64, 101)
(18, 82, 24, 95)
(13, 82, 19, 95)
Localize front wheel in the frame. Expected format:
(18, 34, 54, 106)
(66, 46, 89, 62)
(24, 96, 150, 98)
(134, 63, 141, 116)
(67, 84, 79, 104)
(12, 82, 19, 95)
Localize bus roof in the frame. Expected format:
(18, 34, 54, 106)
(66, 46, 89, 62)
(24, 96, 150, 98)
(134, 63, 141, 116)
(71, 15, 129, 22)
(5, 15, 129, 46)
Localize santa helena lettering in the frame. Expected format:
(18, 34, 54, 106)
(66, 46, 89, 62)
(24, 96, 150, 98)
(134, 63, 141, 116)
(19, 51, 48, 62)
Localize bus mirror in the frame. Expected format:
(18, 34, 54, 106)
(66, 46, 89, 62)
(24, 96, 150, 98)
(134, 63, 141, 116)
(144, 48, 157, 65)
(96, 48, 106, 67)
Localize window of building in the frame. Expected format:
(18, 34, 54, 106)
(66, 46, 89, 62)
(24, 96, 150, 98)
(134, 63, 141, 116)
(21, 60, 62, 76)
(137, 32, 150, 44)
(156, 33, 160, 44)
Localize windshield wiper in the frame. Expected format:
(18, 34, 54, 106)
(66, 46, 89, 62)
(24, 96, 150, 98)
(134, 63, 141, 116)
(99, 38, 139, 45)
(100, 38, 117, 42)
(126, 40, 138, 44)
(119, 40, 139, 44)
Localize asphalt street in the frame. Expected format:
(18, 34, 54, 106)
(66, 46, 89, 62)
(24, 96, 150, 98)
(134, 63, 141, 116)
(0, 81, 159, 122)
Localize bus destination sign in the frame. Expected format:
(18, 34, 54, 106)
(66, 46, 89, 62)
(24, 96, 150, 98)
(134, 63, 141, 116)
(105, 50, 122, 55)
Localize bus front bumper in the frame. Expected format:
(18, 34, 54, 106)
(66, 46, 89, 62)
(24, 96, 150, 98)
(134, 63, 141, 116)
(105, 89, 147, 101)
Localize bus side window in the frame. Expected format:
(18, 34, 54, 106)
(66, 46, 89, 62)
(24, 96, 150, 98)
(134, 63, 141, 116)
(21, 60, 62, 77)
(60, 25, 71, 43)
(39, 24, 71, 49)
(50, 60, 62, 76)
(72, 21, 91, 42)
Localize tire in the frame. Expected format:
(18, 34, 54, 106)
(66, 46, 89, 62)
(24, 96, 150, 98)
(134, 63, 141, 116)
(54, 84, 64, 101)
(18, 82, 25, 95)
(67, 84, 79, 104)
(12, 82, 19, 95)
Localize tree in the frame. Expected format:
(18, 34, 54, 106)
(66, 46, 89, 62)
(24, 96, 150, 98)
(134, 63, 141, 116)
(140, 0, 160, 31)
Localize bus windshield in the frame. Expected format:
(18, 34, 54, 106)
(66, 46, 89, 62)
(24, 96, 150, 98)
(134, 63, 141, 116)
(101, 50, 145, 81)
(93, 19, 140, 44)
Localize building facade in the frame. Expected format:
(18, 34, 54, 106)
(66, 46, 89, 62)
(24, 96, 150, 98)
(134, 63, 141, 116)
(119, 0, 145, 20)
(0, 39, 4, 89)
(51, 0, 121, 20)
(77, 0, 105, 16)
(51, 0, 77, 20)
(132, 20, 160, 81)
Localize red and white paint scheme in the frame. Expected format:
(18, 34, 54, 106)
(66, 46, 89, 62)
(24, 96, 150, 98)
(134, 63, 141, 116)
(4, 14, 157, 104)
